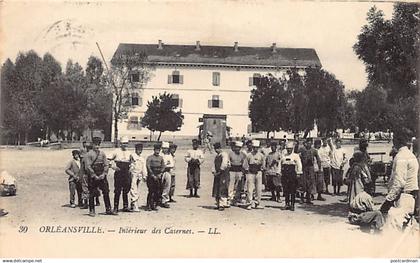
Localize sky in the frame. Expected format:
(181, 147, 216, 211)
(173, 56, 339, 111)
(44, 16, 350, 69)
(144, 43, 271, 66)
(0, 0, 394, 91)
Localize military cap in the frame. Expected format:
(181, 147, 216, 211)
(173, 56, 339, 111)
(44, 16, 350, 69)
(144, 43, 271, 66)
(135, 143, 143, 149)
(92, 136, 102, 145)
(72, 150, 80, 156)
(153, 143, 161, 150)
(213, 142, 222, 149)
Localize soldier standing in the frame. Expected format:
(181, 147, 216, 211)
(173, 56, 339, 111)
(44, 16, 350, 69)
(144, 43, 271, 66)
(185, 139, 204, 197)
(109, 136, 132, 213)
(160, 142, 173, 208)
(85, 137, 114, 217)
(243, 140, 266, 210)
(129, 143, 147, 212)
(281, 142, 303, 211)
(146, 144, 165, 211)
(228, 141, 247, 206)
(212, 142, 230, 211)
(169, 144, 178, 203)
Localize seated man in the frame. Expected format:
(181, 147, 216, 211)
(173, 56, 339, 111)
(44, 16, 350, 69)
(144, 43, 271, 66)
(348, 189, 385, 232)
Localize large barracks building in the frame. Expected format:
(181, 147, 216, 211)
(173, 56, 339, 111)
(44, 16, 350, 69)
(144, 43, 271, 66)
(111, 41, 321, 144)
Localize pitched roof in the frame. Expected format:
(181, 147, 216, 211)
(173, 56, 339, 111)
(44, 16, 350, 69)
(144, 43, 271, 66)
(111, 42, 322, 68)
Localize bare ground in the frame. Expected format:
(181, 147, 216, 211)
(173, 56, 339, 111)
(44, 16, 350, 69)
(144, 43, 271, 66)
(0, 144, 418, 258)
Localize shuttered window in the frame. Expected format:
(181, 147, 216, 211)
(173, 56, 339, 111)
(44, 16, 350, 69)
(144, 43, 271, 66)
(249, 73, 261, 86)
(208, 95, 223, 108)
(212, 72, 220, 86)
(171, 94, 183, 108)
(131, 73, 140, 83)
(128, 116, 142, 130)
(168, 70, 183, 84)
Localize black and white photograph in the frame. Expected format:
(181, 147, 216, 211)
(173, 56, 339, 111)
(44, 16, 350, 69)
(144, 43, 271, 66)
(0, 0, 419, 260)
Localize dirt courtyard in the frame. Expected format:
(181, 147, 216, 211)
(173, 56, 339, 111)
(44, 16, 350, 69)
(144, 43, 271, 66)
(0, 143, 418, 258)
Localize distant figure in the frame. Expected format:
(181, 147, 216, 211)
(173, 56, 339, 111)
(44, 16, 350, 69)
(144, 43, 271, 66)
(228, 141, 247, 206)
(160, 142, 173, 208)
(203, 134, 213, 154)
(146, 144, 165, 211)
(328, 138, 347, 196)
(265, 141, 282, 202)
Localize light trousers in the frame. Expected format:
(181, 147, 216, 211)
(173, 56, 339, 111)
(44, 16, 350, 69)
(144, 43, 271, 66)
(228, 171, 244, 203)
(246, 172, 262, 206)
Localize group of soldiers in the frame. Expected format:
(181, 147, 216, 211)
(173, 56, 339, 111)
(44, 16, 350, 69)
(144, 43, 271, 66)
(65, 136, 179, 216)
(211, 137, 347, 211)
(65, 129, 419, 232)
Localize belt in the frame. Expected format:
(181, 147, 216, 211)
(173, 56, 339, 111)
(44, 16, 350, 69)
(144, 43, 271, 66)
(230, 165, 242, 172)
(403, 190, 418, 197)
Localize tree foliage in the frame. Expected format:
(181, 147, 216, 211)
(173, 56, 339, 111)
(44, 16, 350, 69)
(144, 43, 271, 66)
(107, 50, 154, 143)
(353, 3, 419, 135)
(141, 92, 184, 141)
(248, 67, 347, 137)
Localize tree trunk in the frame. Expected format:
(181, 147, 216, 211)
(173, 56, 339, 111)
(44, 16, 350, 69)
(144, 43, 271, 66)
(114, 116, 119, 147)
(24, 131, 29, 145)
(157, 131, 162, 141)
(17, 133, 21, 146)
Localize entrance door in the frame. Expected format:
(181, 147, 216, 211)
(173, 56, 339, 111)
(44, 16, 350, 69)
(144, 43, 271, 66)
(202, 114, 227, 147)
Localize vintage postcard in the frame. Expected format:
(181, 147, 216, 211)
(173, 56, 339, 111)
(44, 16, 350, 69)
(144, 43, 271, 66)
(0, 0, 419, 260)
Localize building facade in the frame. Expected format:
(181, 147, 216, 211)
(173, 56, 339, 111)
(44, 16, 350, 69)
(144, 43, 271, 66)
(111, 41, 321, 142)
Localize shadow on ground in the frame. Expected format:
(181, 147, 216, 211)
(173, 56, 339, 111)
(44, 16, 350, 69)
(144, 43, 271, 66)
(298, 202, 349, 218)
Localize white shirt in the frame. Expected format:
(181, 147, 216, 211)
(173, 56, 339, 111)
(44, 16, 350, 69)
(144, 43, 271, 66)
(318, 145, 332, 168)
(130, 153, 147, 178)
(162, 153, 175, 168)
(109, 148, 131, 162)
(185, 149, 204, 164)
(386, 146, 419, 202)
(280, 153, 303, 175)
(330, 144, 346, 170)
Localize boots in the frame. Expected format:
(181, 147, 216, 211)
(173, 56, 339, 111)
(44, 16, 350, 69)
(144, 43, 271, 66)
(189, 189, 194, 197)
(270, 191, 276, 201)
(113, 197, 119, 214)
(194, 188, 200, 198)
(285, 194, 291, 210)
(122, 193, 130, 212)
(103, 193, 116, 215)
(95, 196, 100, 206)
(81, 199, 88, 209)
(88, 197, 96, 217)
(291, 194, 296, 211)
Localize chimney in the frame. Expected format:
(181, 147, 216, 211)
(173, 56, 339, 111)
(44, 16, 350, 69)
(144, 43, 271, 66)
(195, 41, 201, 51)
(234, 42, 239, 52)
(271, 43, 277, 53)
(157, 40, 163, 49)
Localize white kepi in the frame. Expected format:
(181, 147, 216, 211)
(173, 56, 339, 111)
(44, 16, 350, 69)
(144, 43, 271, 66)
(251, 140, 260, 147)
(162, 141, 170, 148)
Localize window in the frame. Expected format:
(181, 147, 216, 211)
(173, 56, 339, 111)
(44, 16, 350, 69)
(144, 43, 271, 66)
(171, 94, 183, 108)
(131, 73, 140, 83)
(127, 116, 142, 130)
(208, 95, 223, 109)
(212, 72, 220, 86)
(249, 73, 261, 86)
(168, 70, 183, 84)
(131, 93, 142, 106)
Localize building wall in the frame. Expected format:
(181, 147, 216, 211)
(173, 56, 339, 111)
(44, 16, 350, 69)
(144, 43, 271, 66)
(113, 65, 303, 141)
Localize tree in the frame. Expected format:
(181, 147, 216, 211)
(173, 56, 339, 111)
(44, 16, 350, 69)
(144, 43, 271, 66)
(141, 92, 184, 141)
(304, 67, 347, 136)
(353, 3, 419, 135)
(8, 51, 45, 143)
(107, 50, 153, 143)
(249, 74, 289, 138)
(85, 56, 112, 140)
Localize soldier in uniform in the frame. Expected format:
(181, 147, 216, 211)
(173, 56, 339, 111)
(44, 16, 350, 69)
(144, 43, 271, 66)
(160, 142, 173, 208)
(243, 140, 266, 210)
(146, 144, 165, 211)
(228, 141, 247, 206)
(299, 138, 321, 204)
(129, 143, 147, 212)
(265, 141, 282, 202)
(280, 142, 303, 211)
(79, 141, 96, 209)
(109, 136, 132, 213)
(85, 137, 114, 217)
(185, 139, 204, 197)
(212, 142, 230, 211)
(169, 144, 178, 203)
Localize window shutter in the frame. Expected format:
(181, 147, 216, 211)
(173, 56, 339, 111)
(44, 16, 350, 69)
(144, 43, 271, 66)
(139, 97, 143, 107)
(168, 75, 172, 84)
(219, 100, 223, 109)
(208, 100, 212, 108)
(179, 98, 183, 108)
(179, 75, 184, 84)
(249, 77, 253, 86)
